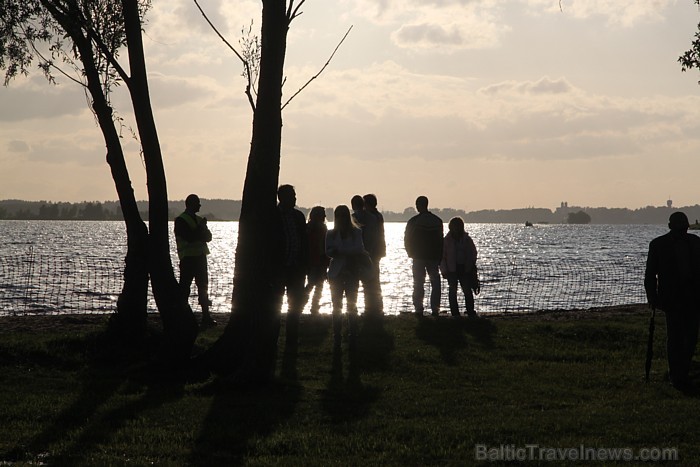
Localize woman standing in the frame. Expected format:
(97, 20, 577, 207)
(325, 205, 368, 347)
(305, 206, 330, 314)
(440, 217, 480, 317)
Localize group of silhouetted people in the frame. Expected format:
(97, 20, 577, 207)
(175, 190, 481, 340)
(175, 193, 700, 391)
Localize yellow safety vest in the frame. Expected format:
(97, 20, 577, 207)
(176, 212, 210, 259)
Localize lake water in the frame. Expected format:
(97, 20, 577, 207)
(0, 220, 675, 316)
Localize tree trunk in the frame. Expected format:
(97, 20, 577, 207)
(203, 0, 289, 381)
(46, 0, 150, 336)
(122, 0, 198, 361)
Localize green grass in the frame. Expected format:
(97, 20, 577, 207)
(0, 307, 697, 465)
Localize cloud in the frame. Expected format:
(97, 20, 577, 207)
(19, 136, 104, 167)
(0, 77, 87, 122)
(536, 0, 676, 27)
(479, 77, 574, 96)
(346, 0, 510, 50)
(7, 140, 30, 153)
(392, 19, 506, 50)
(345, 0, 679, 53)
(283, 60, 700, 167)
(145, 0, 261, 53)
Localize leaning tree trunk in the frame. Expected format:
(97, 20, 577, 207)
(46, 0, 150, 336)
(203, 0, 289, 381)
(122, 0, 198, 361)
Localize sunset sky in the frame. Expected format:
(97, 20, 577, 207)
(1, 0, 699, 213)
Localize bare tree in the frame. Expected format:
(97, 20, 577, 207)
(196, 0, 303, 381)
(1, 0, 198, 360)
(193, 0, 351, 381)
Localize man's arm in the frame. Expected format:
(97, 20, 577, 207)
(644, 242, 659, 309)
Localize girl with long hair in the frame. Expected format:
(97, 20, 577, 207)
(305, 206, 329, 314)
(325, 205, 369, 347)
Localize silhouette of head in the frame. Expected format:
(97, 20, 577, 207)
(309, 206, 326, 223)
(351, 195, 364, 211)
(278, 184, 296, 209)
(415, 196, 429, 213)
(363, 194, 378, 210)
(185, 194, 201, 213)
(669, 212, 690, 232)
(448, 216, 465, 235)
(333, 204, 356, 236)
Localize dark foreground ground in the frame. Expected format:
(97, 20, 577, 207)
(1, 304, 698, 465)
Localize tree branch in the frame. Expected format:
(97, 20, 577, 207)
(288, 0, 306, 23)
(281, 25, 352, 110)
(19, 23, 86, 88)
(193, 0, 256, 111)
(41, 0, 132, 87)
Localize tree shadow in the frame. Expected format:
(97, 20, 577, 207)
(3, 326, 185, 464)
(190, 377, 302, 465)
(415, 317, 497, 365)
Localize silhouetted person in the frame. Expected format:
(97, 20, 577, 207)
(363, 193, 386, 317)
(305, 206, 329, 315)
(645, 211, 700, 390)
(404, 196, 444, 316)
(440, 217, 479, 318)
(351, 194, 382, 316)
(175, 194, 215, 327)
(326, 205, 368, 348)
(278, 184, 309, 347)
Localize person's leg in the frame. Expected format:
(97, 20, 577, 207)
(310, 277, 324, 315)
(680, 309, 700, 382)
(346, 277, 360, 346)
(665, 310, 687, 386)
(363, 258, 383, 317)
(426, 262, 441, 315)
(306, 267, 324, 314)
(447, 273, 459, 316)
(329, 278, 344, 346)
(193, 256, 214, 318)
(412, 259, 426, 315)
(459, 272, 475, 317)
(285, 269, 306, 347)
(179, 257, 195, 301)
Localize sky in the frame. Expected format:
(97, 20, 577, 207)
(1, 0, 699, 213)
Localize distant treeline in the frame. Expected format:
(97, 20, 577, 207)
(1, 199, 698, 224)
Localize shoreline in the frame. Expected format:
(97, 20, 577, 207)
(0, 304, 649, 334)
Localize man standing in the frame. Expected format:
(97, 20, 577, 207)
(278, 184, 308, 346)
(351, 195, 382, 316)
(404, 196, 444, 316)
(645, 211, 700, 390)
(363, 193, 386, 317)
(175, 194, 215, 328)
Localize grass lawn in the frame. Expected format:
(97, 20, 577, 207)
(0, 305, 696, 465)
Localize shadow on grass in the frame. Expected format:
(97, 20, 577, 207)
(191, 378, 302, 465)
(321, 341, 381, 425)
(2, 326, 184, 464)
(415, 316, 496, 364)
(357, 315, 395, 372)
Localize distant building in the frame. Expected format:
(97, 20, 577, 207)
(667, 198, 672, 208)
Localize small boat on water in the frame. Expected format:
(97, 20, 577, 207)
(525, 221, 533, 227)
(690, 221, 700, 230)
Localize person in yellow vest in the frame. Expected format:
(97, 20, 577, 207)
(175, 194, 215, 328)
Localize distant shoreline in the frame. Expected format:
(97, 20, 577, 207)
(2, 198, 698, 224)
